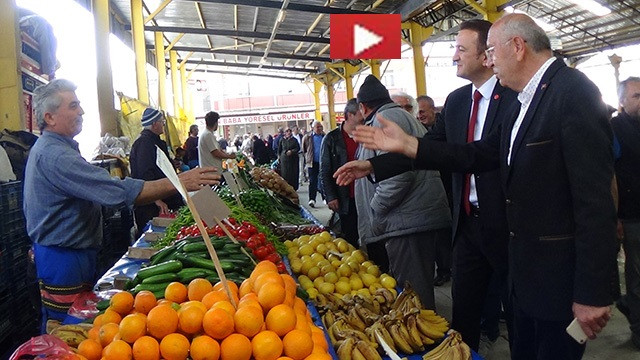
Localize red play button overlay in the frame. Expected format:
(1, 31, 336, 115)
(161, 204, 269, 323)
(329, 14, 401, 60)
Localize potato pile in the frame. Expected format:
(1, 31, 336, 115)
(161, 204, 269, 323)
(250, 167, 299, 204)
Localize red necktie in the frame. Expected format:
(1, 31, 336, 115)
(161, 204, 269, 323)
(463, 90, 483, 215)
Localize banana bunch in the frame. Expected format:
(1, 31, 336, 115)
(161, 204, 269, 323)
(321, 284, 451, 359)
(391, 283, 424, 314)
(49, 324, 91, 348)
(337, 338, 384, 360)
(416, 310, 450, 341)
(327, 318, 376, 347)
(315, 288, 395, 315)
(422, 330, 471, 360)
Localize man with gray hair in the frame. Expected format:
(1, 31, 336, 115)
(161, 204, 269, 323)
(391, 91, 418, 117)
(416, 95, 437, 128)
(23, 79, 219, 329)
(611, 76, 640, 350)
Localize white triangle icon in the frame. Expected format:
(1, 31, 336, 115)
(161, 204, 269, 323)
(353, 24, 383, 56)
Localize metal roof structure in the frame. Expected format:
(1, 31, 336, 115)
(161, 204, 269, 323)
(412, 0, 640, 60)
(106, 0, 407, 80)
(101, 0, 640, 79)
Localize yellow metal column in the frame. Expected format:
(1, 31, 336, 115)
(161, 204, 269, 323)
(409, 22, 433, 97)
(169, 50, 180, 116)
(0, 0, 23, 130)
(344, 63, 356, 100)
(180, 64, 187, 118)
(93, 0, 117, 135)
(131, 0, 149, 104)
(154, 32, 167, 112)
(464, 0, 505, 23)
(326, 80, 336, 130)
(483, 0, 502, 23)
(313, 80, 322, 121)
(369, 60, 381, 79)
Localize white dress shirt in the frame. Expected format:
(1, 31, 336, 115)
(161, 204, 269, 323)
(507, 57, 557, 165)
(469, 75, 498, 207)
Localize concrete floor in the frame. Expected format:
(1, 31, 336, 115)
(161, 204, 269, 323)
(296, 182, 640, 359)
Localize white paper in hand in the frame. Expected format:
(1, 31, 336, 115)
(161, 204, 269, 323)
(155, 146, 187, 200)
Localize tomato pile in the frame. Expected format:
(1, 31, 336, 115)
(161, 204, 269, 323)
(175, 218, 287, 273)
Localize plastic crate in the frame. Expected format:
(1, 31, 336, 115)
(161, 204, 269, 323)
(0, 300, 12, 342)
(0, 208, 25, 236)
(12, 291, 39, 328)
(0, 181, 22, 213)
(0, 232, 31, 264)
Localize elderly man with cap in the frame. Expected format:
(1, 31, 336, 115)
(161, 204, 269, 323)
(130, 107, 185, 237)
(355, 75, 452, 308)
(24, 79, 219, 330)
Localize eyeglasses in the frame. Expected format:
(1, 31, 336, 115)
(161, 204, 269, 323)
(401, 105, 414, 112)
(484, 38, 518, 59)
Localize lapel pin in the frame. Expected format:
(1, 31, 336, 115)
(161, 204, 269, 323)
(494, 94, 500, 100)
(541, 83, 547, 89)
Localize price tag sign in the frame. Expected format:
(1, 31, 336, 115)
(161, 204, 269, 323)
(236, 176, 250, 191)
(222, 172, 241, 197)
(155, 146, 187, 200)
(191, 186, 231, 226)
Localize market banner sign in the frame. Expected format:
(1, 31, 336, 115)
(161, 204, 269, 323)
(220, 111, 314, 125)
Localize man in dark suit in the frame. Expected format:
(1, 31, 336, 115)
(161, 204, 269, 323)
(424, 19, 518, 352)
(335, 14, 617, 359)
(611, 76, 640, 349)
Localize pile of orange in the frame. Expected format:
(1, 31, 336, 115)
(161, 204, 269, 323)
(77, 261, 331, 360)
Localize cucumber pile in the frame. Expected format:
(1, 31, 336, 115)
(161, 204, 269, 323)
(126, 236, 255, 299)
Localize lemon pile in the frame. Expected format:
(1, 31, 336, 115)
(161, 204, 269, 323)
(284, 232, 397, 299)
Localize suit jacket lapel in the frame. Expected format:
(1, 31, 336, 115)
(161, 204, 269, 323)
(482, 83, 506, 137)
(455, 85, 473, 144)
(508, 60, 565, 173)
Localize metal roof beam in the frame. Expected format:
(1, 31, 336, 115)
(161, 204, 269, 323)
(187, 68, 305, 81)
(141, 25, 330, 44)
(181, 59, 316, 73)
(395, 0, 437, 21)
(154, 45, 331, 62)
(182, 0, 373, 15)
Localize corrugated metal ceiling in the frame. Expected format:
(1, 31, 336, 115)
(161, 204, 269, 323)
(105, 0, 640, 79)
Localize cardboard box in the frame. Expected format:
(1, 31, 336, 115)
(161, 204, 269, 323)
(151, 217, 174, 227)
(126, 247, 157, 260)
(143, 231, 164, 243)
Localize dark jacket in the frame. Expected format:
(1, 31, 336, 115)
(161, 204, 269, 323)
(320, 124, 351, 215)
(427, 81, 518, 270)
(252, 138, 271, 165)
(184, 136, 198, 164)
(611, 111, 640, 220)
(130, 130, 183, 223)
(371, 60, 617, 321)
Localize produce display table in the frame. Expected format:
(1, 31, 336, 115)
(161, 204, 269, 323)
(93, 209, 482, 360)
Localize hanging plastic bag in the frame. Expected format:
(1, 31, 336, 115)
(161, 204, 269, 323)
(9, 334, 77, 360)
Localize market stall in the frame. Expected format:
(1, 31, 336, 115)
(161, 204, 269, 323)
(14, 162, 478, 360)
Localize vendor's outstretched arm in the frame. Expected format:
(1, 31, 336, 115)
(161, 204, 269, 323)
(135, 166, 220, 205)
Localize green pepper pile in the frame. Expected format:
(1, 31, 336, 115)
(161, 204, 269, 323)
(154, 206, 194, 248)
